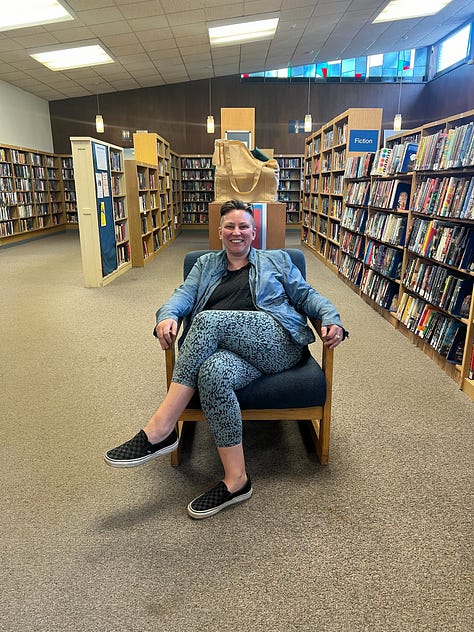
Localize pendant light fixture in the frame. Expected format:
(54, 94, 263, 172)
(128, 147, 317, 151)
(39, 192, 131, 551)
(206, 77, 215, 134)
(95, 93, 104, 133)
(304, 73, 312, 132)
(393, 73, 403, 131)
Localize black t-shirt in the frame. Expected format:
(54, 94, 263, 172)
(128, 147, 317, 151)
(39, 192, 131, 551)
(203, 263, 255, 311)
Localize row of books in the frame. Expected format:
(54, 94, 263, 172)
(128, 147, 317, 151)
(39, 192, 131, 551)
(414, 121, 474, 171)
(407, 218, 473, 270)
(366, 211, 407, 246)
(343, 153, 374, 179)
(360, 268, 398, 311)
(411, 175, 474, 219)
(372, 142, 418, 176)
(364, 240, 402, 280)
(340, 230, 364, 258)
(341, 206, 367, 233)
(403, 257, 472, 317)
(396, 293, 466, 362)
(368, 179, 411, 210)
(338, 252, 363, 285)
(345, 180, 370, 206)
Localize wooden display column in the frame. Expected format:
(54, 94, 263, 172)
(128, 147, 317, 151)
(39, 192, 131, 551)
(208, 202, 286, 250)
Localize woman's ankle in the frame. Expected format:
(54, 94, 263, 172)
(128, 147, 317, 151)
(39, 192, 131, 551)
(143, 420, 174, 444)
(223, 473, 248, 494)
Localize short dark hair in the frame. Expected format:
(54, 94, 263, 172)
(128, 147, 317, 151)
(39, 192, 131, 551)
(219, 199, 254, 217)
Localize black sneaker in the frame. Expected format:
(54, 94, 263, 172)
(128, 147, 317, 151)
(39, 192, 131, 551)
(104, 429, 178, 468)
(187, 477, 253, 519)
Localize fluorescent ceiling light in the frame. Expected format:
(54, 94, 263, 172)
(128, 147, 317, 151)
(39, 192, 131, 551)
(0, 0, 73, 31)
(373, 0, 454, 23)
(209, 17, 279, 47)
(30, 44, 114, 71)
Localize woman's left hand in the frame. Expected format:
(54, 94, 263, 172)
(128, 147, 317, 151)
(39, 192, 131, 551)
(321, 324, 345, 349)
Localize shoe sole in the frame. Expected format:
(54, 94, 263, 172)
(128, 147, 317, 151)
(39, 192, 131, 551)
(187, 487, 253, 520)
(103, 436, 179, 468)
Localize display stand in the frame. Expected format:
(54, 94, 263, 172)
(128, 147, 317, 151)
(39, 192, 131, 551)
(208, 201, 286, 250)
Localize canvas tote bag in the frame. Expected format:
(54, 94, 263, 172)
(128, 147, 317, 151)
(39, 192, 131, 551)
(212, 139, 279, 202)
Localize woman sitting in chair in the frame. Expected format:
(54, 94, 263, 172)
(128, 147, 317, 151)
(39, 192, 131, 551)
(105, 199, 346, 519)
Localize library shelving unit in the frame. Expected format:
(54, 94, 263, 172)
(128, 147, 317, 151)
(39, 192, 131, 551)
(302, 108, 383, 272)
(390, 110, 474, 398)
(71, 137, 131, 287)
(133, 131, 175, 247)
(0, 144, 66, 245)
(276, 154, 303, 225)
(125, 159, 174, 266)
(171, 150, 182, 232)
(180, 155, 214, 226)
(59, 155, 78, 227)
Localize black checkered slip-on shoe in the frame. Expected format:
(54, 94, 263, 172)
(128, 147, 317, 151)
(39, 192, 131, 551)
(104, 429, 178, 468)
(187, 476, 253, 520)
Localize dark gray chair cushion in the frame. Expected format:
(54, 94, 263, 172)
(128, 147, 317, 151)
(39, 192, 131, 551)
(182, 249, 326, 410)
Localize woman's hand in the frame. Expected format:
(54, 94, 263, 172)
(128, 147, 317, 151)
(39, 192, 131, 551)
(321, 324, 345, 349)
(154, 318, 178, 350)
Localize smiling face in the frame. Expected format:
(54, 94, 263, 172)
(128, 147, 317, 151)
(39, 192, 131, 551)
(218, 209, 256, 258)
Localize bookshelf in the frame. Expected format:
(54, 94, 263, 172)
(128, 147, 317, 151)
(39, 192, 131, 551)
(180, 155, 214, 226)
(276, 154, 303, 225)
(171, 150, 182, 232)
(0, 144, 67, 245)
(133, 131, 175, 246)
(326, 110, 474, 398)
(71, 137, 131, 287)
(59, 155, 78, 227)
(392, 110, 474, 397)
(125, 159, 177, 265)
(302, 108, 383, 273)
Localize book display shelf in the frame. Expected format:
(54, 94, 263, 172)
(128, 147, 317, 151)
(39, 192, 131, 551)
(59, 155, 78, 226)
(0, 144, 67, 245)
(276, 154, 303, 224)
(335, 110, 474, 398)
(181, 155, 214, 226)
(132, 131, 176, 251)
(171, 150, 182, 231)
(302, 108, 383, 272)
(71, 137, 131, 287)
(389, 110, 474, 398)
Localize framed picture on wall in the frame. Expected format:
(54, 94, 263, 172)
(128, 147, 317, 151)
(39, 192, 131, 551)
(224, 130, 252, 148)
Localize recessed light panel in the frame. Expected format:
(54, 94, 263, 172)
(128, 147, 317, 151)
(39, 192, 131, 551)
(30, 44, 114, 71)
(0, 0, 74, 31)
(373, 0, 454, 23)
(209, 17, 279, 47)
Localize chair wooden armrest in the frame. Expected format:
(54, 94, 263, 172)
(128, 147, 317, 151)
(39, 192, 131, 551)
(164, 319, 182, 388)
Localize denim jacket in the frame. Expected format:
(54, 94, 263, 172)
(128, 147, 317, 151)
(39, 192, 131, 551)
(155, 248, 343, 346)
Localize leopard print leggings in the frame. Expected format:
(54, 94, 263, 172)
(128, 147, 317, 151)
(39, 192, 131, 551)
(172, 310, 303, 447)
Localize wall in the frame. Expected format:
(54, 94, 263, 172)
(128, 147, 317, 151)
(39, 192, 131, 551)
(49, 76, 424, 155)
(48, 67, 474, 156)
(0, 80, 53, 152)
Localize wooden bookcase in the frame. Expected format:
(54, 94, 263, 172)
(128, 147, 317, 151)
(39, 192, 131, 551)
(0, 144, 67, 245)
(276, 154, 303, 225)
(71, 137, 131, 287)
(302, 108, 383, 272)
(125, 159, 176, 266)
(133, 131, 175, 246)
(180, 155, 214, 226)
(171, 150, 182, 231)
(309, 109, 474, 399)
(389, 110, 474, 398)
(59, 155, 78, 227)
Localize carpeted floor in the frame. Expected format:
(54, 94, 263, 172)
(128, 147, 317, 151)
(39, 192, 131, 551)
(1, 229, 472, 632)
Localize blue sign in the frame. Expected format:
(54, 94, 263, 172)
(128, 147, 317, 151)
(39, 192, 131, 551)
(349, 129, 379, 153)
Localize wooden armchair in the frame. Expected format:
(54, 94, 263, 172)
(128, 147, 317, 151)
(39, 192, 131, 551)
(164, 249, 334, 466)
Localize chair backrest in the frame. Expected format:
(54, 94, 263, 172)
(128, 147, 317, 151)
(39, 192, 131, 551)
(183, 248, 306, 280)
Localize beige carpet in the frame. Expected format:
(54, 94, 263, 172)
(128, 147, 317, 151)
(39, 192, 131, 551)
(1, 229, 472, 632)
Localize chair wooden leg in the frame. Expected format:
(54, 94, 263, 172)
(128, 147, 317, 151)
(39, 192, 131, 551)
(170, 420, 184, 467)
(309, 418, 329, 465)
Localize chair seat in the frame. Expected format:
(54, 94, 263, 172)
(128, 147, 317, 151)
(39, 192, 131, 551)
(186, 350, 326, 410)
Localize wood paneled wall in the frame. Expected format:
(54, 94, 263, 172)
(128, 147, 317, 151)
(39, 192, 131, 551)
(49, 67, 474, 155)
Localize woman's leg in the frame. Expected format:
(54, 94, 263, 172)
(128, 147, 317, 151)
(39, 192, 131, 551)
(143, 382, 195, 443)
